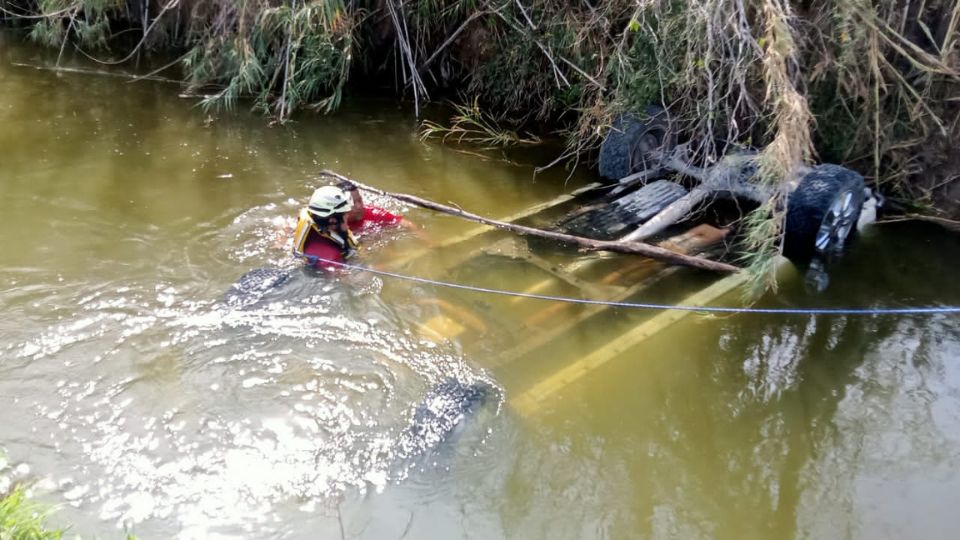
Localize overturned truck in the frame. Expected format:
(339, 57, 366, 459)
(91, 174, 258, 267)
(226, 143, 884, 415)
(569, 107, 880, 271)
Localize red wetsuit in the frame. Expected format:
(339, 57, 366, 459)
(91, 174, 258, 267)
(348, 206, 403, 232)
(302, 234, 348, 269)
(298, 206, 403, 271)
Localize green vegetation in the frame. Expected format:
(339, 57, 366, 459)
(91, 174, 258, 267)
(2, 0, 958, 286)
(0, 487, 62, 540)
(0, 486, 139, 540)
(420, 98, 541, 147)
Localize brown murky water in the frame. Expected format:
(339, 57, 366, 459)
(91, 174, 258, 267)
(2, 30, 960, 539)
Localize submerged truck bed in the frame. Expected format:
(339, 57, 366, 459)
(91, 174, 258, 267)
(380, 185, 753, 416)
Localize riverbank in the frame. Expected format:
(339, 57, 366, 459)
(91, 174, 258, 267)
(1, 1, 957, 218)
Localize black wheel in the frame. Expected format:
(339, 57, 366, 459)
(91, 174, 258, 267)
(401, 379, 494, 456)
(598, 106, 676, 180)
(783, 164, 865, 263)
(224, 267, 292, 308)
(558, 180, 688, 240)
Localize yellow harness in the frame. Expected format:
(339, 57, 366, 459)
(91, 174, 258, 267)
(292, 208, 359, 261)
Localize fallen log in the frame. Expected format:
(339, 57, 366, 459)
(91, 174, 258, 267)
(319, 170, 740, 274)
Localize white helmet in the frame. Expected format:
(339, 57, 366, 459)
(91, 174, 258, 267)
(307, 185, 353, 218)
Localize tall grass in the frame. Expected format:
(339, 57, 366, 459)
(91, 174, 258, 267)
(6, 0, 957, 183)
(420, 98, 541, 147)
(0, 487, 62, 540)
(0, 485, 139, 539)
(183, 0, 355, 118)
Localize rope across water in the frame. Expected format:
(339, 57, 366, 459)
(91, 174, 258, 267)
(312, 258, 960, 316)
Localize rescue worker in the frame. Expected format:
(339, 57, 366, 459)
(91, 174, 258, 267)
(277, 181, 422, 270)
(291, 185, 361, 270)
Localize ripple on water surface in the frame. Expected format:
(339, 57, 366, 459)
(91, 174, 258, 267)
(2, 260, 500, 536)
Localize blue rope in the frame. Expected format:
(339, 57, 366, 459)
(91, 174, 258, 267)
(309, 257, 960, 316)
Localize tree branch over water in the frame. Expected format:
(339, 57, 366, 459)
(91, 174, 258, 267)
(318, 170, 740, 274)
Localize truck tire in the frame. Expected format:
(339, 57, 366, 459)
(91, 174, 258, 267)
(598, 106, 675, 180)
(224, 267, 292, 308)
(783, 164, 865, 263)
(559, 180, 688, 239)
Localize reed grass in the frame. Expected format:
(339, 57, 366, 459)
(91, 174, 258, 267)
(0, 487, 62, 540)
(419, 98, 540, 147)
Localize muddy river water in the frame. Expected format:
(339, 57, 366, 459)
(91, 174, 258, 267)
(3, 32, 960, 539)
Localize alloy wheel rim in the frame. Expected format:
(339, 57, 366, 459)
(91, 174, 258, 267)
(630, 129, 666, 172)
(815, 191, 856, 253)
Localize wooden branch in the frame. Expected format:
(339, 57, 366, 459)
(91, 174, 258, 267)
(12, 62, 183, 84)
(278, 0, 296, 121)
(418, 9, 490, 74)
(620, 186, 715, 242)
(319, 170, 740, 273)
(0, 3, 77, 19)
(616, 149, 771, 242)
(484, 2, 583, 90)
(876, 213, 960, 232)
(514, 0, 537, 30)
(558, 55, 606, 91)
(385, 0, 427, 116)
(76, 0, 181, 67)
(607, 168, 664, 196)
